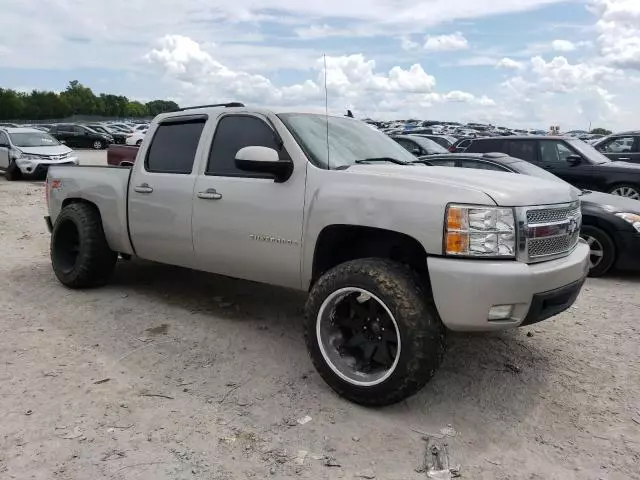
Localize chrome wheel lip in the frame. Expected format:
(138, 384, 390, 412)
(610, 186, 640, 200)
(581, 234, 604, 269)
(316, 287, 401, 387)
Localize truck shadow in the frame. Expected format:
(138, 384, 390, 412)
(109, 259, 553, 420)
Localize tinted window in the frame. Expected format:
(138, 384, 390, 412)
(394, 138, 420, 153)
(466, 139, 507, 153)
(459, 159, 510, 172)
(207, 115, 280, 177)
(428, 159, 456, 167)
(73, 126, 86, 134)
(507, 140, 537, 162)
(146, 120, 205, 174)
(600, 136, 635, 153)
(539, 140, 575, 165)
(457, 139, 472, 149)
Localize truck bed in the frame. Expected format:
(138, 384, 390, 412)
(107, 144, 138, 167)
(47, 165, 134, 255)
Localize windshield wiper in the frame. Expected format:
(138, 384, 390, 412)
(354, 157, 409, 165)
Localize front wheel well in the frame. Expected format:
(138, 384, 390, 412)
(311, 225, 429, 287)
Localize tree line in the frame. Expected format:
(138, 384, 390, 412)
(0, 81, 180, 121)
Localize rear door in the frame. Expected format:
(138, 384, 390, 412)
(127, 116, 207, 268)
(0, 131, 10, 169)
(191, 113, 306, 289)
(597, 135, 640, 163)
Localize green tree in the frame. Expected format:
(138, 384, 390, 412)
(59, 80, 99, 115)
(146, 100, 179, 116)
(0, 88, 25, 120)
(590, 128, 612, 135)
(125, 101, 149, 117)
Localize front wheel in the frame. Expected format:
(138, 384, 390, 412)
(136, 139, 143, 147)
(580, 225, 616, 277)
(92, 140, 104, 150)
(304, 258, 445, 406)
(608, 184, 640, 200)
(4, 160, 21, 181)
(51, 203, 118, 288)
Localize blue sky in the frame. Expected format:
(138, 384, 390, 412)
(0, 0, 638, 130)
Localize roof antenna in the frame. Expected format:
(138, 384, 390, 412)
(323, 53, 330, 170)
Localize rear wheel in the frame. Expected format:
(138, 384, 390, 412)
(51, 203, 117, 288)
(304, 258, 445, 406)
(580, 225, 615, 277)
(608, 184, 640, 200)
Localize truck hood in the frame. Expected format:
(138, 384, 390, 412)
(345, 164, 579, 206)
(18, 144, 73, 157)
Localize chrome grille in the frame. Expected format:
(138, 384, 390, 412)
(526, 204, 580, 224)
(518, 202, 581, 263)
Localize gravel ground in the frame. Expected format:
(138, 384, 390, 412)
(1, 150, 639, 480)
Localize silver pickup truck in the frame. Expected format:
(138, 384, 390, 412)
(45, 104, 590, 405)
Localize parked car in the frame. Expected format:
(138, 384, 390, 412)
(0, 127, 78, 180)
(126, 130, 147, 146)
(0, 123, 19, 128)
(416, 152, 640, 276)
(45, 104, 588, 406)
(463, 136, 640, 199)
(593, 132, 640, 163)
(49, 124, 113, 150)
(413, 134, 458, 150)
(107, 144, 138, 166)
(390, 134, 448, 156)
(450, 138, 473, 152)
(85, 124, 128, 145)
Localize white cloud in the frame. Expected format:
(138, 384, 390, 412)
(496, 57, 525, 70)
(400, 36, 420, 51)
(146, 35, 496, 118)
(424, 32, 469, 52)
(551, 39, 576, 51)
(529, 55, 622, 93)
(594, 0, 640, 69)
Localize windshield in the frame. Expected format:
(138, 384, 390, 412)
(408, 136, 449, 153)
(278, 113, 416, 168)
(9, 132, 60, 147)
(567, 138, 610, 164)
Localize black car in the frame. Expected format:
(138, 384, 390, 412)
(463, 136, 640, 200)
(417, 152, 640, 276)
(85, 124, 127, 144)
(593, 131, 640, 164)
(390, 134, 448, 156)
(450, 138, 473, 152)
(49, 124, 113, 150)
(412, 134, 458, 150)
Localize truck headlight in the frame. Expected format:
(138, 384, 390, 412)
(615, 213, 640, 232)
(14, 151, 40, 160)
(445, 204, 516, 257)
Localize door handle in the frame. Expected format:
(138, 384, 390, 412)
(134, 183, 153, 194)
(618, 157, 630, 161)
(197, 188, 222, 200)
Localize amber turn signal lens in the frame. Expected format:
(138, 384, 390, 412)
(446, 232, 469, 254)
(447, 207, 464, 231)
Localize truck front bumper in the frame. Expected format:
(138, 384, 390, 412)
(427, 240, 590, 332)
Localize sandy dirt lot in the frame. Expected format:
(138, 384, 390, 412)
(1, 151, 639, 479)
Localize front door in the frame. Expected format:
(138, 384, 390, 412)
(128, 118, 207, 268)
(597, 136, 640, 164)
(192, 114, 306, 289)
(537, 139, 596, 190)
(0, 131, 10, 169)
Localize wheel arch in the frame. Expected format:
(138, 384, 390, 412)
(309, 224, 430, 289)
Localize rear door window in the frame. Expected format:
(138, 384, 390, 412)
(466, 139, 507, 154)
(507, 140, 538, 163)
(145, 120, 206, 174)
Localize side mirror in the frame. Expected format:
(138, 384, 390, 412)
(234, 146, 293, 183)
(566, 154, 582, 165)
(411, 148, 422, 156)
